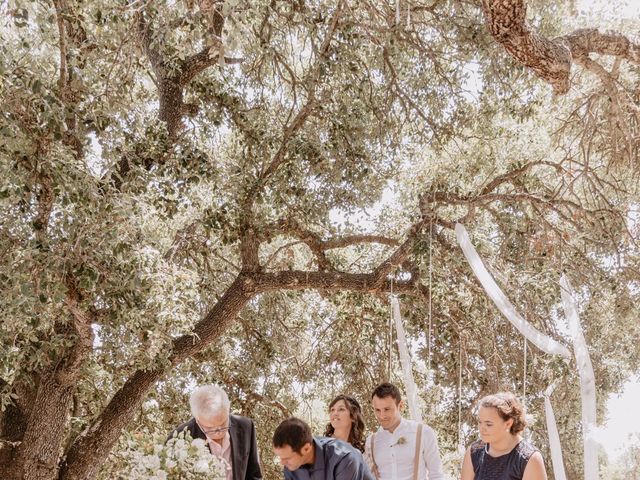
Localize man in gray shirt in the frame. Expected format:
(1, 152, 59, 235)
(273, 417, 374, 480)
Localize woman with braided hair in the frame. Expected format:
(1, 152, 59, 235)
(461, 392, 547, 480)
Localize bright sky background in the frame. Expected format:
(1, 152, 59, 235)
(599, 377, 640, 460)
(576, 0, 638, 23)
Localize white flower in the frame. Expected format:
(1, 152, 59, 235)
(194, 459, 210, 473)
(192, 438, 207, 449)
(114, 434, 227, 480)
(153, 470, 168, 480)
(142, 454, 161, 470)
(175, 447, 188, 460)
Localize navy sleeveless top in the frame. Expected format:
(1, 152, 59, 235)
(470, 439, 537, 480)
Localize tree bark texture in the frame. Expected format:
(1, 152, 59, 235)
(1, 378, 40, 477)
(6, 375, 73, 480)
(482, 0, 572, 94)
(59, 370, 161, 480)
(482, 0, 640, 94)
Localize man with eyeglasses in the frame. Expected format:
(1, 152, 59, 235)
(170, 384, 262, 480)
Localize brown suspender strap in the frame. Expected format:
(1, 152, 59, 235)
(370, 433, 380, 480)
(412, 424, 423, 480)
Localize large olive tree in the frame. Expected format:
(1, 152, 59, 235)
(1, 1, 639, 478)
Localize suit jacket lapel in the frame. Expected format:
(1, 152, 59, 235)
(229, 415, 243, 480)
(191, 418, 207, 441)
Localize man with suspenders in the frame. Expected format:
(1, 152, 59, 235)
(365, 383, 445, 480)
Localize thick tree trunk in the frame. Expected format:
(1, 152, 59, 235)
(1, 292, 93, 480)
(481, 0, 640, 94)
(6, 375, 73, 480)
(482, 0, 572, 94)
(0, 379, 39, 477)
(0, 403, 25, 478)
(158, 78, 185, 138)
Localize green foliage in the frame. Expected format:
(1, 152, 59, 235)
(1, 1, 639, 479)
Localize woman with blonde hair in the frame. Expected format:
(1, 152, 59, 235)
(461, 392, 547, 480)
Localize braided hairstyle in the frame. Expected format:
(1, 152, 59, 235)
(479, 392, 527, 435)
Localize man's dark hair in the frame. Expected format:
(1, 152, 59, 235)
(371, 382, 402, 404)
(273, 417, 313, 453)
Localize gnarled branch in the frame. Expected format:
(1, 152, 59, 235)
(481, 0, 640, 94)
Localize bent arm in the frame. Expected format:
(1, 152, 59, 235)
(522, 452, 547, 480)
(461, 447, 475, 480)
(334, 454, 371, 480)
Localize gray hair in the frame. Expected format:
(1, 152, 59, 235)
(189, 384, 231, 419)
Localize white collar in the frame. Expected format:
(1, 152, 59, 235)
(377, 417, 409, 435)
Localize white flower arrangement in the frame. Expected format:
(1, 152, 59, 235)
(115, 431, 227, 479)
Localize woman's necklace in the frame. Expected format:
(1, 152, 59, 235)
(486, 437, 519, 457)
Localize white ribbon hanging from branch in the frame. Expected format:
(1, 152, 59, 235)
(560, 275, 598, 480)
(455, 223, 571, 358)
(543, 383, 568, 480)
(454, 223, 588, 478)
(391, 295, 423, 423)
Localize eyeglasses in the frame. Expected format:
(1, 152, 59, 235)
(197, 421, 230, 437)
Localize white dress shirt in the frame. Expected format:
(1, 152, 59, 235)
(207, 432, 233, 480)
(365, 418, 445, 480)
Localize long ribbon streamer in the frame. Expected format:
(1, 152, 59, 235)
(391, 295, 423, 423)
(560, 275, 598, 480)
(543, 383, 568, 480)
(455, 223, 571, 358)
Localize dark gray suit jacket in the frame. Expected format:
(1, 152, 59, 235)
(170, 414, 262, 480)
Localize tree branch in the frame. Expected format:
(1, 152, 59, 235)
(323, 234, 399, 250)
(250, 270, 415, 294)
(563, 28, 640, 64)
(258, 0, 344, 183)
(56, 275, 95, 386)
(481, 0, 640, 94)
(271, 218, 400, 271)
(244, 392, 291, 418)
(482, 0, 572, 94)
(60, 213, 422, 478)
(52, 0, 68, 98)
(136, 2, 227, 139)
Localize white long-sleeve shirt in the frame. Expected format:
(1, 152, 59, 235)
(364, 418, 445, 480)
